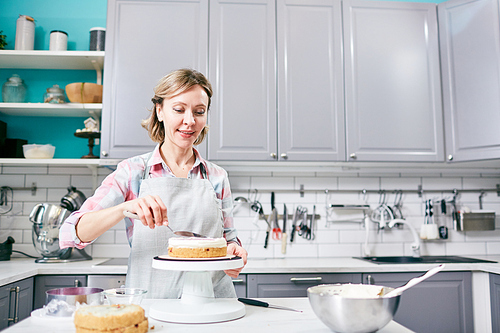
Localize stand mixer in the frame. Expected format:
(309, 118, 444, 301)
(29, 186, 91, 263)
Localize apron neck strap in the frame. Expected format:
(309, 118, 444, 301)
(141, 151, 209, 182)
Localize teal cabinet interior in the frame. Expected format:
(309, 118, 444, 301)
(0, 0, 106, 159)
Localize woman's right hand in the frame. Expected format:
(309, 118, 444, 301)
(123, 195, 168, 229)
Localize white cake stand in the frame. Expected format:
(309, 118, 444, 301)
(149, 255, 245, 323)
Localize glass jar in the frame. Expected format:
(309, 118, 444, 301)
(2, 74, 27, 103)
(43, 84, 66, 104)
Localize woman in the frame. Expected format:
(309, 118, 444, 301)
(59, 68, 247, 298)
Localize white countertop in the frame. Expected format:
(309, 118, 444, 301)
(4, 298, 414, 333)
(2, 255, 500, 286)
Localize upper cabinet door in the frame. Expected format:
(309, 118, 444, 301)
(208, 0, 277, 161)
(439, 0, 500, 162)
(344, 0, 444, 162)
(277, 0, 345, 161)
(101, 0, 208, 159)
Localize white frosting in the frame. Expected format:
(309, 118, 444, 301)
(168, 237, 227, 248)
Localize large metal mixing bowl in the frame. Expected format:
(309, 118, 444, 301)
(307, 284, 401, 333)
(45, 287, 104, 316)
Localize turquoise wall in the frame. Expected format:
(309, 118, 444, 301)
(0, 0, 107, 158)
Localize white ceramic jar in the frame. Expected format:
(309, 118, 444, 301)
(15, 15, 35, 50)
(49, 30, 68, 51)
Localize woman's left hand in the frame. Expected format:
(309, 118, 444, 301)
(224, 243, 247, 278)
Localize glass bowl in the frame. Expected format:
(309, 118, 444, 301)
(102, 288, 147, 305)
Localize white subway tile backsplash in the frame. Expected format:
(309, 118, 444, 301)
(445, 242, 487, 256)
(338, 177, 379, 190)
(26, 174, 71, 188)
(1, 163, 498, 260)
(92, 244, 131, 258)
(422, 177, 462, 190)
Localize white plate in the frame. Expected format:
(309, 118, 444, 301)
(157, 254, 236, 261)
(30, 308, 74, 324)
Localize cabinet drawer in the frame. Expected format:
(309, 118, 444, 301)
(247, 273, 361, 298)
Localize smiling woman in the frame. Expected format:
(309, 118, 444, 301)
(60, 68, 248, 299)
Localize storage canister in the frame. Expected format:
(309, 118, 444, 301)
(15, 15, 35, 50)
(2, 74, 27, 103)
(49, 30, 68, 51)
(89, 27, 105, 51)
(44, 85, 66, 104)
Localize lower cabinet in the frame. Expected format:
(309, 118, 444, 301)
(33, 275, 87, 310)
(490, 273, 500, 332)
(232, 275, 247, 298)
(247, 273, 361, 298)
(0, 277, 33, 330)
(363, 271, 473, 333)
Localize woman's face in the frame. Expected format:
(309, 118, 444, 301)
(157, 84, 208, 150)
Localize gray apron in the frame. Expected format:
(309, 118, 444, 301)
(125, 159, 236, 299)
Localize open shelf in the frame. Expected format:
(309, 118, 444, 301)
(0, 103, 101, 117)
(0, 50, 105, 70)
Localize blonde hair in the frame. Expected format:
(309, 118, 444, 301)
(141, 68, 212, 145)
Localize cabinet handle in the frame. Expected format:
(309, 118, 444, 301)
(232, 279, 244, 284)
(447, 155, 453, 161)
(270, 153, 277, 159)
(280, 153, 288, 159)
(366, 275, 375, 285)
(290, 277, 322, 282)
(74, 279, 80, 287)
(101, 150, 109, 157)
(8, 286, 20, 324)
(349, 153, 357, 159)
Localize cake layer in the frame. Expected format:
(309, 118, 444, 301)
(168, 246, 227, 258)
(74, 304, 146, 330)
(75, 318, 148, 333)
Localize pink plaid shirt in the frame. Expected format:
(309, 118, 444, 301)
(59, 145, 239, 249)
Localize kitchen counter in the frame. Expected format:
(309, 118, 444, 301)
(3, 298, 414, 332)
(2, 255, 500, 286)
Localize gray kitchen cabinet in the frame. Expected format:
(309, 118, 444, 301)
(247, 273, 361, 298)
(33, 275, 87, 310)
(207, 0, 277, 161)
(101, 0, 208, 159)
(491, 273, 500, 332)
(208, 0, 345, 162)
(0, 277, 33, 330)
(276, 0, 345, 161)
(343, 0, 444, 162)
(363, 271, 473, 333)
(438, 0, 500, 162)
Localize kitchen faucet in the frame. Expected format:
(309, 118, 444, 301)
(388, 219, 421, 257)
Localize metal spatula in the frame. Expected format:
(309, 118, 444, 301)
(123, 210, 207, 238)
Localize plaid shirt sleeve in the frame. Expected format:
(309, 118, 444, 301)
(59, 146, 240, 249)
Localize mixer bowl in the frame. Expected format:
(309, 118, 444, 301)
(30, 203, 71, 258)
(308, 284, 401, 333)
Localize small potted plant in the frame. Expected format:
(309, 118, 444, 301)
(0, 31, 7, 50)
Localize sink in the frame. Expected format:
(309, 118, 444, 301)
(354, 256, 496, 264)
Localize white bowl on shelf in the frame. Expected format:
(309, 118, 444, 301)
(23, 144, 55, 159)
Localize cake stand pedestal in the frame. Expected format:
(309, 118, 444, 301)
(149, 255, 245, 323)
